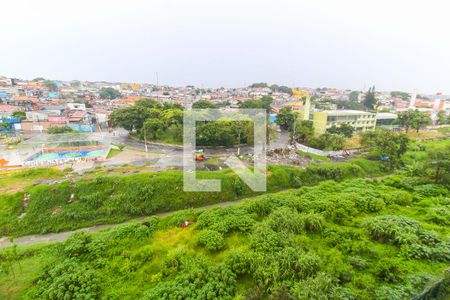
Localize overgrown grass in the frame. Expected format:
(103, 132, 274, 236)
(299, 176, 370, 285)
(0, 168, 66, 195)
(296, 150, 330, 161)
(0, 160, 380, 237)
(106, 148, 122, 159)
(1, 176, 448, 299)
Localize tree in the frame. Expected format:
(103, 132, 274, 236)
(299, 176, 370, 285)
(109, 106, 151, 131)
(249, 82, 268, 88)
(260, 96, 273, 113)
(0, 122, 9, 131)
(436, 110, 449, 125)
(239, 96, 273, 113)
(363, 86, 378, 111)
(135, 98, 163, 109)
(361, 130, 409, 169)
(239, 99, 264, 109)
(143, 119, 165, 139)
(162, 109, 183, 127)
(411, 111, 431, 133)
(275, 106, 295, 130)
(192, 100, 217, 109)
(11, 111, 26, 120)
(43, 80, 57, 92)
(425, 144, 450, 184)
(309, 133, 345, 150)
(99, 87, 121, 100)
(398, 110, 431, 133)
(291, 120, 314, 144)
(397, 110, 415, 133)
(278, 86, 293, 96)
(326, 123, 355, 137)
(349, 91, 360, 102)
(390, 91, 410, 100)
(162, 102, 183, 110)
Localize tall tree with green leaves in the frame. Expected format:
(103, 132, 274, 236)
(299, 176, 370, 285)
(349, 91, 360, 102)
(397, 110, 416, 133)
(99, 87, 121, 100)
(275, 106, 295, 130)
(411, 111, 431, 133)
(143, 119, 165, 140)
(363, 86, 378, 111)
(192, 100, 217, 109)
(361, 129, 409, 169)
(291, 120, 314, 144)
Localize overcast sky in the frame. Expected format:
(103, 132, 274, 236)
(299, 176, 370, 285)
(1, 0, 449, 93)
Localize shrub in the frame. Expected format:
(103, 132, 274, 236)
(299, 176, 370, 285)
(375, 258, 405, 283)
(245, 196, 278, 217)
(267, 207, 304, 234)
(143, 263, 237, 299)
(302, 213, 324, 233)
(426, 207, 450, 226)
(292, 272, 336, 300)
(26, 260, 101, 299)
(225, 251, 252, 275)
(106, 222, 151, 240)
(363, 215, 420, 245)
(348, 256, 368, 270)
(63, 231, 92, 258)
(198, 229, 225, 251)
(197, 207, 255, 234)
(250, 224, 290, 253)
(382, 190, 413, 206)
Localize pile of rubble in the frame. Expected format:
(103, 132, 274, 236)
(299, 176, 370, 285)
(267, 147, 312, 166)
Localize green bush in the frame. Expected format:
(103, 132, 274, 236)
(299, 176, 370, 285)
(63, 231, 92, 258)
(375, 258, 405, 283)
(267, 207, 304, 234)
(198, 229, 225, 251)
(26, 260, 101, 299)
(196, 206, 255, 234)
(363, 215, 421, 245)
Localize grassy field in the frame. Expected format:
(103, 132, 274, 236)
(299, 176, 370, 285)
(296, 150, 330, 161)
(0, 168, 67, 195)
(0, 175, 448, 299)
(106, 148, 122, 159)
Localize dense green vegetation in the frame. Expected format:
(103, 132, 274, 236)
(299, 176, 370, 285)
(109, 98, 265, 146)
(1, 174, 448, 299)
(0, 161, 377, 237)
(0, 139, 448, 299)
(99, 87, 122, 100)
(47, 126, 74, 134)
(397, 110, 432, 133)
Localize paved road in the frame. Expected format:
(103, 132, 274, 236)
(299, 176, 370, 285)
(0, 198, 248, 249)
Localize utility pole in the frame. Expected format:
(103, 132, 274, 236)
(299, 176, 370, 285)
(156, 72, 159, 102)
(143, 126, 148, 153)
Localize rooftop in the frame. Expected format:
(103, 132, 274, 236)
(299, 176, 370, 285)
(321, 110, 375, 116)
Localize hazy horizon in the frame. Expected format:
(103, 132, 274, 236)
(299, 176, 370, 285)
(2, 0, 449, 94)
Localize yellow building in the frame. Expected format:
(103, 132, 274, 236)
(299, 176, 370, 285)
(310, 110, 376, 135)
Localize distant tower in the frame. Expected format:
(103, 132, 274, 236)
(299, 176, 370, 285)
(409, 90, 417, 109)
